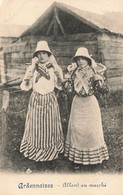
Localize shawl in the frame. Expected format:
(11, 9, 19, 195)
(20, 56, 63, 91)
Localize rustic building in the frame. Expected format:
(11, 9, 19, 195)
(0, 24, 29, 83)
(2, 2, 123, 90)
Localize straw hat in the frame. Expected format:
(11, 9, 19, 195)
(72, 47, 106, 73)
(33, 41, 52, 58)
(72, 47, 92, 65)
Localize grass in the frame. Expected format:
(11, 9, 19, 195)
(0, 88, 123, 174)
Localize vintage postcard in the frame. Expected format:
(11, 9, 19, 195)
(0, 0, 123, 194)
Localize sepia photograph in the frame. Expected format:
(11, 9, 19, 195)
(0, 0, 123, 194)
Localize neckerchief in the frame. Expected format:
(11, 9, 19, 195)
(35, 62, 53, 83)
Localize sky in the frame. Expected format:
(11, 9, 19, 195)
(0, 0, 123, 26)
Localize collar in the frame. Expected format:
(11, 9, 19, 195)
(36, 61, 53, 71)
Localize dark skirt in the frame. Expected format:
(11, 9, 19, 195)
(20, 91, 64, 161)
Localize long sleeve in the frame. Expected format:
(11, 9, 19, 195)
(62, 64, 77, 93)
(20, 65, 34, 91)
(94, 74, 109, 94)
(93, 63, 109, 94)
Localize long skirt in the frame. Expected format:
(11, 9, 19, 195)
(20, 91, 64, 161)
(64, 95, 109, 165)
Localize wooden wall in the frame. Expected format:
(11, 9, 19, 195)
(3, 32, 98, 80)
(3, 40, 27, 81)
(2, 32, 123, 91)
(0, 37, 17, 48)
(20, 32, 98, 67)
(97, 33, 123, 91)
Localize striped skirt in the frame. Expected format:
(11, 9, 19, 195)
(64, 95, 109, 165)
(20, 91, 64, 161)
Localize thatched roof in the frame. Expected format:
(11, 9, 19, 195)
(18, 1, 123, 39)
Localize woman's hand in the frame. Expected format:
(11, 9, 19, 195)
(94, 74, 104, 88)
(24, 79, 31, 86)
(61, 78, 69, 83)
(32, 57, 39, 67)
(64, 73, 71, 79)
(94, 74, 103, 82)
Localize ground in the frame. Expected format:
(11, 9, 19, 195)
(0, 88, 123, 174)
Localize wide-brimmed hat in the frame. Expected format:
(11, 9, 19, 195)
(33, 41, 52, 58)
(72, 47, 92, 65)
(72, 47, 106, 73)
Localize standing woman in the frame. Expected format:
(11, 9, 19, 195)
(64, 47, 109, 170)
(20, 41, 64, 170)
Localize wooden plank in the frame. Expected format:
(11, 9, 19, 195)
(50, 49, 98, 60)
(51, 40, 98, 46)
(24, 33, 97, 42)
(65, 33, 97, 41)
(6, 69, 26, 78)
(108, 84, 123, 91)
(101, 46, 123, 54)
(98, 33, 123, 42)
(104, 41, 123, 48)
(30, 44, 37, 51)
(2, 91, 9, 105)
(24, 52, 32, 59)
(52, 48, 98, 56)
(23, 35, 40, 42)
(27, 36, 53, 43)
(50, 42, 98, 49)
(105, 60, 123, 69)
(51, 50, 98, 58)
(4, 41, 26, 48)
(55, 56, 72, 65)
(4, 34, 97, 54)
(51, 34, 97, 42)
(107, 76, 123, 85)
(103, 53, 123, 60)
(53, 17, 58, 36)
(46, 17, 54, 36)
(1, 111, 7, 154)
(54, 7, 66, 36)
(107, 68, 123, 78)
(1, 90, 9, 153)
(98, 40, 123, 49)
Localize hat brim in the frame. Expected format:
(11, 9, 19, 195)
(33, 50, 52, 58)
(72, 55, 92, 65)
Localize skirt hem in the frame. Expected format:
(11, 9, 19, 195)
(20, 139, 64, 162)
(64, 142, 109, 165)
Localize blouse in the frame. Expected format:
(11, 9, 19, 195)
(20, 61, 63, 94)
(33, 67, 55, 95)
(63, 63, 108, 97)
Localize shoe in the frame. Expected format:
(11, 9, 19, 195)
(26, 168, 33, 174)
(74, 164, 80, 171)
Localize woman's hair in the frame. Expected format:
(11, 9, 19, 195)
(36, 50, 51, 57)
(75, 56, 92, 66)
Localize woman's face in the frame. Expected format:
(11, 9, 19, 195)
(37, 51, 49, 64)
(76, 57, 88, 68)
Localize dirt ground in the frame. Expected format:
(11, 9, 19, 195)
(0, 88, 123, 174)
